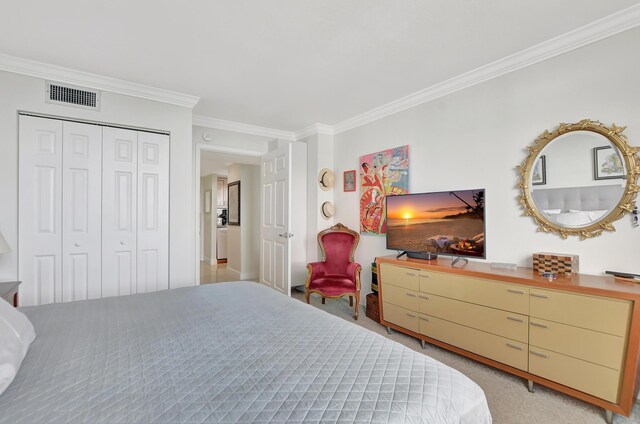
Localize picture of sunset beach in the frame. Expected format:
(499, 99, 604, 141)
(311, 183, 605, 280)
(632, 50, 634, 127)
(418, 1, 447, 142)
(386, 189, 485, 257)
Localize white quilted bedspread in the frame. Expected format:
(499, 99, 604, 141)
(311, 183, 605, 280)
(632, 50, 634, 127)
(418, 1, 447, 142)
(0, 282, 491, 423)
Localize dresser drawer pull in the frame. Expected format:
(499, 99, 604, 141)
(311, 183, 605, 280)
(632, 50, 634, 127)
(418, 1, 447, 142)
(506, 343, 523, 351)
(530, 350, 550, 359)
(418, 295, 430, 300)
(530, 321, 549, 329)
(405, 293, 417, 297)
(506, 316, 524, 323)
(531, 293, 550, 299)
(406, 313, 417, 318)
(419, 316, 430, 322)
(507, 289, 526, 295)
(406, 272, 418, 277)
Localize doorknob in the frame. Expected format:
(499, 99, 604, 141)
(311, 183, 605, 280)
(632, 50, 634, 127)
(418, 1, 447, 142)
(120, 241, 126, 245)
(74, 242, 80, 247)
(278, 233, 294, 238)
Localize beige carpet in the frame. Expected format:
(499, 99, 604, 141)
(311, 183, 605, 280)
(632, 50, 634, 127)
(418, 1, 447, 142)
(292, 290, 640, 424)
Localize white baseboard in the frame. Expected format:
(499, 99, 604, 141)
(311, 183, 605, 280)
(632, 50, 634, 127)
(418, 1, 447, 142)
(226, 266, 241, 280)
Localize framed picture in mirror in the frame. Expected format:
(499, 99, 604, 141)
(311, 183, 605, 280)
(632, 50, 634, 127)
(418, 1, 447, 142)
(532, 155, 546, 185)
(594, 146, 624, 180)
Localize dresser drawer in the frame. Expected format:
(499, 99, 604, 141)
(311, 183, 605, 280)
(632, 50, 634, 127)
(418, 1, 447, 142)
(380, 263, 420, 291)
(529, 318, 625, 370)
(419, 293, 528, 343)
(419, 270, 529, 314)
(382, 302, 419, 333)
(382, 283, 419, 312)
(530, 288, 631, 336)
(419, 313, 528, 371)
(529, 346, 621, 403)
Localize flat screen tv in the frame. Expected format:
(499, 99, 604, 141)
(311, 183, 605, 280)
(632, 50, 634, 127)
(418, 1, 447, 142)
(386, 189, 485, 260)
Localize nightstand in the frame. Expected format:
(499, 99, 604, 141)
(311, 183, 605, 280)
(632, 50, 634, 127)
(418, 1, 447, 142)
(0, 281, 21, 307)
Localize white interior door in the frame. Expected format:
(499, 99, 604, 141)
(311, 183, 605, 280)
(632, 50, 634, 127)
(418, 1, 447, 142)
(18, 116, 63, 306)
(260, 144, 291, 295)
(102, 127, 138, 297)
(136, 132, 169, 293)
(62, 121, 102, 301)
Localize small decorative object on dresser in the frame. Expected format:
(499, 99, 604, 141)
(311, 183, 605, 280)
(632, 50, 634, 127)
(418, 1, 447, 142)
(0, 281, 21, 307)
(532, 252, 579, 275)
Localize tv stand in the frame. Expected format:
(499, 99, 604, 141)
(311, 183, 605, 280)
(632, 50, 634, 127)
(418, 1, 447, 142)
(451, 256, 468, 267)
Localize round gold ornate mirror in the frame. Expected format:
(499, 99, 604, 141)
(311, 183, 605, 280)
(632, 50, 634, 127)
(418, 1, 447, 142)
(517, 119, 640, 239)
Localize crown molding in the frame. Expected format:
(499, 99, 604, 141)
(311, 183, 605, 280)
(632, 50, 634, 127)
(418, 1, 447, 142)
(333, 4, 640, 135)
(294, 123, 334, 140)
(0, 53, 200, 108)
(193, 115, 296, 141)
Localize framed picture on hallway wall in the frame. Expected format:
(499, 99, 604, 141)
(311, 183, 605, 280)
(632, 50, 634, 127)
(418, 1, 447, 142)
(228, 181, 240, 225)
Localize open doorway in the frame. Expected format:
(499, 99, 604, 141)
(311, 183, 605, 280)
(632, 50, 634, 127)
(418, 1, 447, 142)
(197, 150, 261, 284)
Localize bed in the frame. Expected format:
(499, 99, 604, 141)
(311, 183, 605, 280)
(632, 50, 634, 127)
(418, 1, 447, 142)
(0, 282, 491, 423)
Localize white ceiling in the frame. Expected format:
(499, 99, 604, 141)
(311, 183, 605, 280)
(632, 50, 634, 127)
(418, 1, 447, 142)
(201, 152, 260, 177)
(0, 1, 637, 131)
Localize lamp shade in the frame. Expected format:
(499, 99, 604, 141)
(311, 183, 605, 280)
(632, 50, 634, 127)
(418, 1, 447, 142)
(0, 231, 11, 254)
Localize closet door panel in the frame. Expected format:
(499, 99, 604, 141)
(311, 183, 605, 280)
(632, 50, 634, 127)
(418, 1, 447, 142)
(102, 127, 138, 297)
(137, 132, 169, 293)
(62, 122, 102, 301)
(18, 116, 63, 306)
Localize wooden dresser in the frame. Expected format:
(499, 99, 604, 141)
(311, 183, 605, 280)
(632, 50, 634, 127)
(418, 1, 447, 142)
(377, 256, 640, 423)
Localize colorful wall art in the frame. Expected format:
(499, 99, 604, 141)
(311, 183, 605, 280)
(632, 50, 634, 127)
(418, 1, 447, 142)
(359, 145, 409, 235)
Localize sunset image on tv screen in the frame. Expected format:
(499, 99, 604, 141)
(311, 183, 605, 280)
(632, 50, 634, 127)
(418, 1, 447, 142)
(386, 189, 485, 258)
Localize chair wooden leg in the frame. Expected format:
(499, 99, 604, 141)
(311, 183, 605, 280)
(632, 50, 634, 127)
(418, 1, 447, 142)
(354, 294, 360, 320)
(305, 290, 310, 304)
(321, 297, 325, 304)
(349, 296, 353, 307)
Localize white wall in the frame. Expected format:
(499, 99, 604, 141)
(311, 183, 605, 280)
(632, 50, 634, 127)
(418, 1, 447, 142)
(303, 134, 334, 264)
(193, 126, 272, 154)
(0, 70, 195, 287)
(226, 163, 260, 280)
(331, 28, 640, 303)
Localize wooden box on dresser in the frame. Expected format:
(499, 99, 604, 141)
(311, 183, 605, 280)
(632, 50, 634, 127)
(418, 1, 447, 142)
(377, 256, 640, 423)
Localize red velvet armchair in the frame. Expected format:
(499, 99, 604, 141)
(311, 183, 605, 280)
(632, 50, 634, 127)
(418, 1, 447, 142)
(305, 223, 362, 319)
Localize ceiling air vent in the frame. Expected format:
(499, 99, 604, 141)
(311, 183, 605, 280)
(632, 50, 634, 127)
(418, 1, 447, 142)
(46, 81, 101, 110)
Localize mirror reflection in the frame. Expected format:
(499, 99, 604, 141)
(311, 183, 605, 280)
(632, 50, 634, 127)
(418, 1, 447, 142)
(530, 131, 626, 228)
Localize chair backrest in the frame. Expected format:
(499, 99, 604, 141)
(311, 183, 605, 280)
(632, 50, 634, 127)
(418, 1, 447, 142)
(318, 223, 359, 273)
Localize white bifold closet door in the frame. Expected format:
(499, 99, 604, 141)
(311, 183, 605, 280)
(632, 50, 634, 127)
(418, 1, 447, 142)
(102, 128, 169, 297)
(19, 115, 169, 306)
(18, 116, 64, 306)
(62, 121, 103, 302)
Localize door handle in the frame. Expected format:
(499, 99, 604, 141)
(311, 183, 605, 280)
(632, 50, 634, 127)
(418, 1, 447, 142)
(120, 241, 126, 245)
(406, 313, 417, 318)
(74, 242, 80, 247)
(507, 289, 526, 295)
(405, 293, 417, 297)
(506, 316, 524, 323)
(506, 343, 523, 351)
(418, 295, 430, 300)
(278, 233, 294, 238)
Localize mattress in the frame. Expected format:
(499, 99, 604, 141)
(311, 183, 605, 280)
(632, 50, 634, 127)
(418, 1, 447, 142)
(0, 282, 491, 423)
